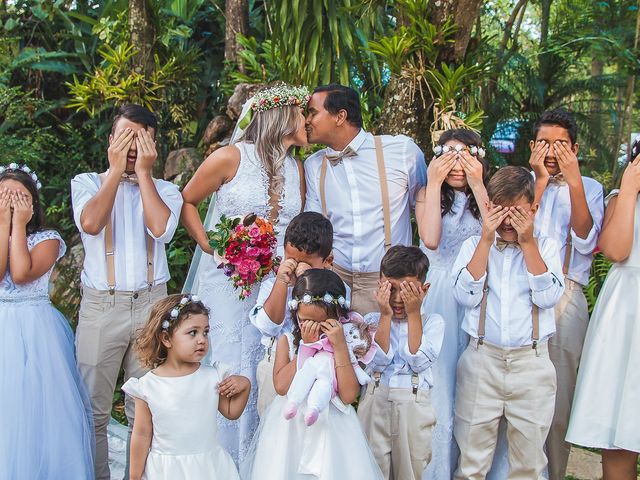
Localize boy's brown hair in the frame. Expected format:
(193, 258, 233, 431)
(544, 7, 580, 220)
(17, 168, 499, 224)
(380, 245, 429, 282)
(135, 294, 209, 368)
(487, 166, 535, 205)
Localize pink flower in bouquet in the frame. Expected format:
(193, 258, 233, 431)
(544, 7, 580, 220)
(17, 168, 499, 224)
(248, 226, 261, 238)
(246, 246, 261, 258)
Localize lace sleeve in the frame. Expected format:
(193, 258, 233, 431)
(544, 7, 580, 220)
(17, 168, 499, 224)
(28, 230, 66, 261)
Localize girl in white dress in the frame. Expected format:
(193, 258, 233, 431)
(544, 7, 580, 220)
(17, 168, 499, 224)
(181, 85, 308, 462)
(415, 129, 489, 479)
(241, 269, 383, 480)
(123, 294, 251, 480)
(566, 156, 640, 479)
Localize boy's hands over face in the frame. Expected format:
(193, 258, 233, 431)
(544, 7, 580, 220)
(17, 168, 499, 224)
(529, 140, 550, 179)
(108, 128, 135, 175)
(277, 258, 298, 285)
(553, 141, 580, 183)
(134, 128, 157, 175)
(400, 281, 426, 317)
(375, 280, 393, 317)
(509, 206, 535, 244)
(481, 203, 508, 243)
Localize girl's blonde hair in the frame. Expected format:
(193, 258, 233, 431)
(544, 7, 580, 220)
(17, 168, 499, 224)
(239, 104, 301, 220)
(135, 294, 209, 369)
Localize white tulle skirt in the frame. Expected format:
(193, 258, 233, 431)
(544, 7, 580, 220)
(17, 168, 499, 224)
(240, 395, 383, 480)
(0, 298, 94, 479)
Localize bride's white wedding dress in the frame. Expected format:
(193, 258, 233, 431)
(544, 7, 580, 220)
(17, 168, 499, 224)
(184, 140, 301, 464)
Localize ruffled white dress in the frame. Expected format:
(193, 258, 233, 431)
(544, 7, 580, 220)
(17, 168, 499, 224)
(566, 191, 640, 452)
(122, 363, 240, 480)
(184, 141, 302, 463)
(421, 191, 481, 479)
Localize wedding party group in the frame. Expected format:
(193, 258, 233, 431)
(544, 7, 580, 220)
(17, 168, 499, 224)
(1, 82, 639, 480)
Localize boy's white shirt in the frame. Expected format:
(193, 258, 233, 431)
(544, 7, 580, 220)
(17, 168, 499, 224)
(249, 275, 352, 348)
(534, 174, 604, 286)
(363, 311, 445, 391)
(71, 172, 183, 291)
(452, 234, 565, 348)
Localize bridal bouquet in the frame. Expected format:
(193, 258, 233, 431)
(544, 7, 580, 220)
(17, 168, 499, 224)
(208, 214, 281, 300)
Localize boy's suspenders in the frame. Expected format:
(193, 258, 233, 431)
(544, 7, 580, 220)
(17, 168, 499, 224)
(319, 135, 392, 252)
(477, 266, 540, 354)
(99, 173, 154, 294)
(562, 230, 572, 276)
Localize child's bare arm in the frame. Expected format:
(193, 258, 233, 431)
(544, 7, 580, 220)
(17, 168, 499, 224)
(273, 335, 297, 395)
(218, 375, 251, 420)
(129, 398, 153, 480)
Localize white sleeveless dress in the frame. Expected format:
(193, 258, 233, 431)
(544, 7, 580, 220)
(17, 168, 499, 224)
(566, 191, 640, 452)
(122, 364, 239, 480)
(421, 191, 481, 479)
(186, 141, 302, 464)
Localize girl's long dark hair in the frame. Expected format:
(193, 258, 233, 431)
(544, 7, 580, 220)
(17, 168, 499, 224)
(290, 269, 349, 351)
(0, 169, 45, 234)
(434, 129, 489, 220)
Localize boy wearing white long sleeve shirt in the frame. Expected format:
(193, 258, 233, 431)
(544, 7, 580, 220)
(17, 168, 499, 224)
(452, 166, 564, 479)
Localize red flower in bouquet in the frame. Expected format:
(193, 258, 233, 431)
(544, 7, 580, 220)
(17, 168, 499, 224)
(208, 214, 281, 300)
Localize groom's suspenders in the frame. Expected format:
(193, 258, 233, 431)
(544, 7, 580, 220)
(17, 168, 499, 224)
(98, 173, 154, 294)
(319, 136, 392, 251)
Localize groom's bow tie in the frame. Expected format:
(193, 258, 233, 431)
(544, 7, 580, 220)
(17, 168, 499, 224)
(325, 146, 358, 166)
(547, 173, 566, 186)
(495, 238, 520, 251)
(120, 173, 139, 185)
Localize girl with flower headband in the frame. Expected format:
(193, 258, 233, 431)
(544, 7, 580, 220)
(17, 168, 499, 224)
(123, 293, 250, 480)
(0, 164, 95, 478)
(414, 128, 490, 479)
(181, 83, 310, 462)
(241, 269, 383, 479)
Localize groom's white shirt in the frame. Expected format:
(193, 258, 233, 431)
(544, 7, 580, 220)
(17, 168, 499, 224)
(304, 129, 426, 273)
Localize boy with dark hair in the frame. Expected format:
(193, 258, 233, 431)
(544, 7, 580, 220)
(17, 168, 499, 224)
(452, 166, 564, 479)
(250, 211, 348, 414)
(304, 84, 426, 315)
(358, 245, 444, 480)
(71, 104, 183, 480)
(528, 108, 604, 480)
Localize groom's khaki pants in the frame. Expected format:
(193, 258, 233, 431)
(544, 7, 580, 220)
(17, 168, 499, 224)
(333, 263, 379, 316)
(546, 280, 589, 480)
(358, 382, 436, 480)
(75, 283, 166, 480)
(454, 340, 556, 480)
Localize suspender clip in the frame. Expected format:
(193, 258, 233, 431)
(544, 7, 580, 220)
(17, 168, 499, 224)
(373, 371, 381, 388)
(532, 340, 539, 356)
(411, 373, 419, 395)
(477, 335, 484, 346)
(267, 336, 276, 362)
(108, 286, 115, 295)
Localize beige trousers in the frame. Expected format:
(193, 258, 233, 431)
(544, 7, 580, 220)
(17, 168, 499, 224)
(546, 281, 589, 480)
(75, 284, 167, 480)
(454, 341, 557, 480)
(333, 263, 380, 316)
(358, 382, 436, 480)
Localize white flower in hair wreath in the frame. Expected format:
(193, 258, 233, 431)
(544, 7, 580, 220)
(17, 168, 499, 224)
(0, 163, 42, 189)
(288, 292, 350, 311)
(163, 294, 201, 330)
(433, 144, 486, 159)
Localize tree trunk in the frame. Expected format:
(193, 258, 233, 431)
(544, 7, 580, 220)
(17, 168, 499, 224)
(452, 0, 484, 61)
(224, 0, 249, 72)
(129, 0, 155, 76)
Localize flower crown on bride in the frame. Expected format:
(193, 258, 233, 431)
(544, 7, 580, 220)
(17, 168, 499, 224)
(237, 84, 310, 130)
(288, 292, 350, 311)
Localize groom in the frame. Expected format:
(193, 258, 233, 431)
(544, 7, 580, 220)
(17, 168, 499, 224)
(304, 84, 426, 315)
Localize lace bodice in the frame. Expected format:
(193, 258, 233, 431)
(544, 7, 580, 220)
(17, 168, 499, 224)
(0, 230, 66, 300)
(212, 141, 302, 246)
(421, 191, 481, 269)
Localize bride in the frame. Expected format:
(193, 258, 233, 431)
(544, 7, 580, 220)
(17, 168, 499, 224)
(180, 84, 309, 464)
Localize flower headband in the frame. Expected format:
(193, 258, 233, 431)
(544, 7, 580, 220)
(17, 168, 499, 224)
(162, 294, 200, 330)
(433, 144, 486, 159)
(0, 163, 42, 190)
(288, 292, 350, 311)
(237, 85, 311, 130)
